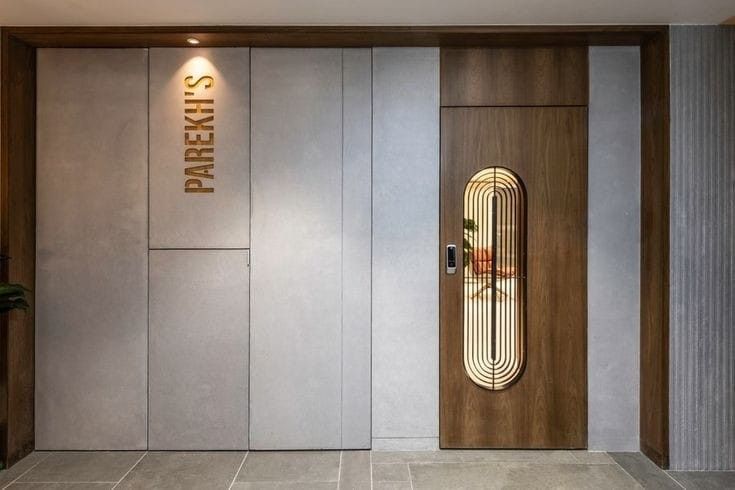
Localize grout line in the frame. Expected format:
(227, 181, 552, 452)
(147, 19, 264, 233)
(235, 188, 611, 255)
(148, 247, 251, 251)
(146, 46, 151, 450)
(368, 460, 623, 466)
(228, 451, 249, 490)
(369, 450, 374, 490)
(441, 104, 589, 108)
(245, 480, 338, 484)
(10, 482, 118, 484)
(111, 451, 147, 490)
(369, 47, 374, 460)
(337, 450, 343, 489)
(340, 47, 345, 450)
(247, 45, 253, 450)
(612, 460, 647, 488)
(2, 452, 52, 490)
(661, 469, 687, 489)
(371, 436, 438, 439)
(612, 456, 685, 490)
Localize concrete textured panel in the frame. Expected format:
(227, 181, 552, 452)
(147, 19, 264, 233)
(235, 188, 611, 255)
(588, 46, 641, 451)
(250, 49, 344, 449)
(341, 49, 372, 449)
(670, 25, 735, 470)
(371, 48, 440, 445)
(149, 48, 250, 248)
(148, 250, 249, 450)
(35, 49, 148, 449)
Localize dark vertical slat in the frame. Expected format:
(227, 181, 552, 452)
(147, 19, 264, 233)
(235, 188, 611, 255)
(639, 28, 670, 469)
(0, 32, 36, 468)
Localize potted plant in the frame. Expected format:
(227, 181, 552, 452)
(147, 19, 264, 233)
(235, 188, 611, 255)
(0, 256, 29, 313)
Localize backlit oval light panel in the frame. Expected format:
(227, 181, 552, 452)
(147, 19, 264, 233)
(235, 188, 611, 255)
(463, 167, 527, 390)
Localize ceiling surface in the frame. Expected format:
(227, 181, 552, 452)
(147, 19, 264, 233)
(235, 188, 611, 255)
(0, 0, 733, 26)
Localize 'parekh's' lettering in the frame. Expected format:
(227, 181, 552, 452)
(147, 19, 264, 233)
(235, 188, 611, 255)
(184, 75, 215, 193)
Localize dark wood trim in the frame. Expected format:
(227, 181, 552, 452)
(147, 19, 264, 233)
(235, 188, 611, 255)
(639, 27, 670, 469)
(0, 29, 37, 469)
(0, 23, 669, 468)
(440, 47, 589, 106)
(4, 25, 664, 48)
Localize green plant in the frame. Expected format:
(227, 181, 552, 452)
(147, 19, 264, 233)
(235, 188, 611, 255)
(0, 283, 29, 313)
(463, 218, 477, 267)
(0, 256, 29, 313)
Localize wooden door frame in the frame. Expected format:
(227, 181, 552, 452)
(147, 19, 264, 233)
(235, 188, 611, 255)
(0, 25, 669, 468)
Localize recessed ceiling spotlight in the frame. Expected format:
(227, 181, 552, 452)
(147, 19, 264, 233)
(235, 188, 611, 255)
(186, 37, 200, 45)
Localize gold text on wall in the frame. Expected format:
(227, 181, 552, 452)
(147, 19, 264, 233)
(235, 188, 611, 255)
(184, 75, 215, 193)
(463, 167, 527, 390)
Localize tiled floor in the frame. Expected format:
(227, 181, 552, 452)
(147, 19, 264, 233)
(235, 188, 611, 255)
(0, 450, 733, 489)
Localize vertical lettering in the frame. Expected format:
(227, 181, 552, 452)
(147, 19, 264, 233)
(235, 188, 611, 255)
(183, 73, 214, 193)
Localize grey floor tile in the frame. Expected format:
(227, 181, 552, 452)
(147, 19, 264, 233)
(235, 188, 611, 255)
(0, 452, 50, 488)
(409, 462, 642, 489)
(371, 451, 464, 464)
(372, 483, 412, 490)
(610, 452, 684, 489)
(18, 452, 144, 483)
(237, 452, 340, 483)
(457, 450, 578, 464)
(115, 451, 244, 490)
(372, 463, 409, 482)
(338, 451, 370, 490)
(372, 450, 576, 464)
(232, 483, 337, 490)
(7, 484, 114, 489)
(569, 451, 615, 464)
(667, 471, 735, 489)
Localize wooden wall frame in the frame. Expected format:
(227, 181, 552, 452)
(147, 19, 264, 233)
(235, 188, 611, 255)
(0, 25, 670, 469)
(639, 29, 670, 468)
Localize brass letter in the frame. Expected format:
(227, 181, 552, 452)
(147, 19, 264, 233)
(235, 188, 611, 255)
(185, 178, 214, 193)
(184, 75, 214, 89)
(184, 132, 214, 146)
(184, 115, 214, 131)
(184, 99, 214, 114)
(184, 147, 214, 162)
(185, 164, 215, 179)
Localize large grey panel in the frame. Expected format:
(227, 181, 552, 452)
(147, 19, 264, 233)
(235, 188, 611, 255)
(588, 46, 641, 451)
(36, 49, 148, 449)
(341, 49, 372, 449)
(250, 49, 344, 449)
(148, 250, 249, 449)
(371, 48, 440, 447)
(670, 25, 735, 470)
(149, 48, 250, 248)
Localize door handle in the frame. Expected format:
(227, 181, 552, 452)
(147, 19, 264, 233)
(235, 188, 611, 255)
(446, 244, 457, 274)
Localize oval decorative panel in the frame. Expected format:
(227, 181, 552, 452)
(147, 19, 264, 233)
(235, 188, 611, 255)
(463, 166, 527, 390)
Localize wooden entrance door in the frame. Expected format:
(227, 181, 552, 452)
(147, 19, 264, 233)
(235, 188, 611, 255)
(439, 106, 587, 448)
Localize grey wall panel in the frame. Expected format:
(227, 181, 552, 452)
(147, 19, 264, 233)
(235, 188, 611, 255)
(670, 26, 735, 471)
(250, 49, 344, 449)
(341, 49, 372, 449)
(149, 48, 250, 249)
(371, 48, 440, 449)
(148, 250, 249, 450)
(36, 49, 148, 449)
(588, 46, 641, 452)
